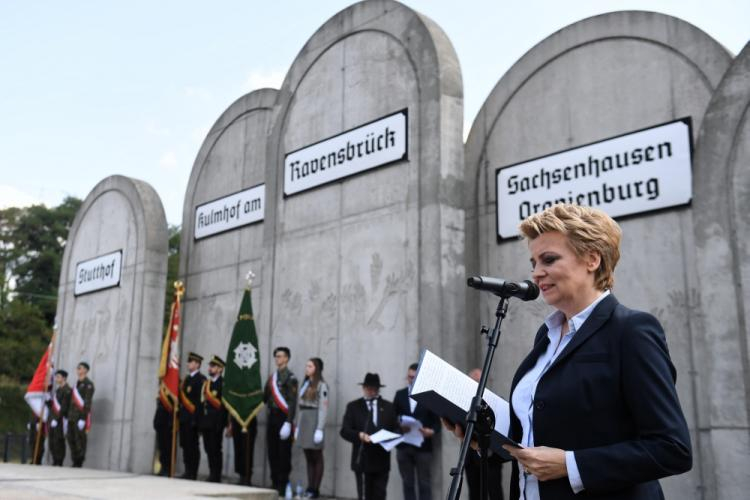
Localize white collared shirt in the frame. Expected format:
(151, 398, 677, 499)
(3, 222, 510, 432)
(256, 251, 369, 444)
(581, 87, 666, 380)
(367, 397, 378, 427)
(408, 384, 418, 413)
(511, 290, 610, 499)
(190, 369, 199, 377)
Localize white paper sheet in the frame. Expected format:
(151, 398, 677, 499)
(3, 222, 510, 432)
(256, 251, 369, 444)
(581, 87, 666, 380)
(400, 415, 424, 447)
(369, 428, 402, 444)
(379, 436, 405, 451)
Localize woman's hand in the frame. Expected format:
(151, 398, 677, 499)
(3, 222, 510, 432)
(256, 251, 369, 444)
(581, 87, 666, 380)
(502, 445, 568, 481)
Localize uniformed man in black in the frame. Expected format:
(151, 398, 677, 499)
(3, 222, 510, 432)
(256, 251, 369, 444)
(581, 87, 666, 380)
(200, 355, 227, 483)
(48, 369, 72, 466)
(229, 415, 258, 486)
(153, 395, 174, 476)
(179, 352, 206, 480)
(263, 346, 298, 494)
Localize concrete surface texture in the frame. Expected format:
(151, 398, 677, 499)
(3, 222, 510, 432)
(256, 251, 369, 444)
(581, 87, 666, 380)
(179, 89, 277, 482)
(464, 11, 734, 499)
(54, 175, 168, 473)
(0, 463, 277, 500)
(690, 41, 750, 499)
(258, 0, 465, 497)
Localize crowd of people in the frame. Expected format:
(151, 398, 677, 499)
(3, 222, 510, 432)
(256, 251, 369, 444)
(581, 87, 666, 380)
(28, 361, 95, 468)
(154, 346, 448, 500)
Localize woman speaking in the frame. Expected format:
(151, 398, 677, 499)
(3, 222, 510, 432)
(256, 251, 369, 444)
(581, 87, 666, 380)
(461, 203, 692, 499)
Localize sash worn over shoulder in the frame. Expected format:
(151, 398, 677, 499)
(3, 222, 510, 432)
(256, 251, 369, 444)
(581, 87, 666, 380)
(180, 382, 196, 414)
(72, 386, 92, 431)
(72, 385, 85, 411)
(51, 391, 61, 416)
(203, 380, 222, 410)
(271, 371, 289, 415)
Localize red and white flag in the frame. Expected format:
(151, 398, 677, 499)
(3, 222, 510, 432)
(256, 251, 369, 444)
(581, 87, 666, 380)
(158, 284, 182, 412)
(25, 337, 54, 419)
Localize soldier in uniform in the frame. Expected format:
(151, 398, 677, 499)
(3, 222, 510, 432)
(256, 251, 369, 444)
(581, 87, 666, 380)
(228, 415, 258, 486)
(179, 352, 206, 480)
(153, 395, 174, 476)
(67, 362, 95, 468)
(263, 346, 298, 494)
(200, 355, 227, 483)
(48, 369, 72, 466)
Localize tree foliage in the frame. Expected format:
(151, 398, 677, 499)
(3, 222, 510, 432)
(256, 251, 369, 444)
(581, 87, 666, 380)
(0, 198, 82, 432)
(1, 197, 82, 324)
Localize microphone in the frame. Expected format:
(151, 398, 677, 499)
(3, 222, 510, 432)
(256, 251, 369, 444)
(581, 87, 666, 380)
(467, 276, 540, 301)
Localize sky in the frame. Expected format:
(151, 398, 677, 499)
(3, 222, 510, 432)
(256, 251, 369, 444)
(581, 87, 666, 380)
(1, 0, 747, 225)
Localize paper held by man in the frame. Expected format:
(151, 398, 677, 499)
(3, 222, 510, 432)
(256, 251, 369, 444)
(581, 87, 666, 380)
(369, 429, 404, 451)
(410, 349, 520, 460)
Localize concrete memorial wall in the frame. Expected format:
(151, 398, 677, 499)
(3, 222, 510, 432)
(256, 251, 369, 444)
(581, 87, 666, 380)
(691, 41, 750, 499)
(259, 1, 465, 496)
(179, 89, 276, 479)
(54, 175, 168, 473)
(464, 11, 733, 498)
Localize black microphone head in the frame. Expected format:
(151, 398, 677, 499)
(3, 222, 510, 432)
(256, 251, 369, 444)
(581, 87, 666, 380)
(521, 280, 540, 301)
(467, 276, 481, 288)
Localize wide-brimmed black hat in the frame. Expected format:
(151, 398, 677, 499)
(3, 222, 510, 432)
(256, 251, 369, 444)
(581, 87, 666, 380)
(358, 372, 385, 388)
(188, 352, 203, 363)
(209, 355, 225, 368)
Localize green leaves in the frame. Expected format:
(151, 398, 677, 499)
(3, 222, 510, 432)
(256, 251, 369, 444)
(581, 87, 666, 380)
(1, 197, 82, 323)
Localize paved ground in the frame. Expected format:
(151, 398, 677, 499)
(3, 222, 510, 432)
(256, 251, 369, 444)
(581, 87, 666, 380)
(0, 464, 278, 499)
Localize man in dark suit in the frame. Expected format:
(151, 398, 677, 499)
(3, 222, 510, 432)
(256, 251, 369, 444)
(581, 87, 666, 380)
(340, 373, 399, 500)
(200, 355, 227, 483)
(179, 352, 206, 480)
(393, 363, 439, 500)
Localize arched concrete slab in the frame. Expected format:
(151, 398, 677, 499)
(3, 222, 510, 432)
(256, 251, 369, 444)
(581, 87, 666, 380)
(692, 41, 750, 500)
(55, 174, 168, 473)
(262, 1, 464, 496)
(179, 88, 277, 480)
(464, 11, 732, 498)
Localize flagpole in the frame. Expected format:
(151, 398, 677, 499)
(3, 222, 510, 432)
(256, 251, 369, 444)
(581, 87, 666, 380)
(32, 330, 56, 465)
(245, 424, 251, 484)
(169, 281, 184, 478)
(170, 402, 178, 478)
(31, 415, 43, 465)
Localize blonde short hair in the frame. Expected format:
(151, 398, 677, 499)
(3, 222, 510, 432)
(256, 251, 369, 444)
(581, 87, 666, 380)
(518, 204, 621, 290)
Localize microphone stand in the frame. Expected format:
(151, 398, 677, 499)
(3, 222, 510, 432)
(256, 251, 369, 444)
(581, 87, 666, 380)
(447, 296, 509, 500)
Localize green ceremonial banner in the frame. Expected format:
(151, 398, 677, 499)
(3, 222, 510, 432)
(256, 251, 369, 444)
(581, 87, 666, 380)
(222, 288, 264, 430)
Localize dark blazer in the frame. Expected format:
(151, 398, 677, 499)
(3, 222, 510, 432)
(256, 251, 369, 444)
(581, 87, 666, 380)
(393, 386, 440, 453)
(200, 376, 227, 432)
(179, 371, 206, 427)
(340, 396, 399, 473)
(508, 294, 691, 500)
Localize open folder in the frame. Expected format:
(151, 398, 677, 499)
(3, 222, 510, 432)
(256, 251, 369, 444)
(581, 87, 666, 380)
(410, 349, 520, 461)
